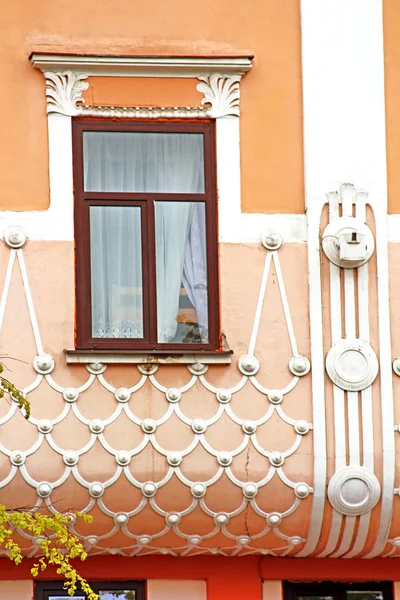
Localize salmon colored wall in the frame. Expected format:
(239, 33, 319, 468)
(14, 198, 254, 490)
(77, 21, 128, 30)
(0, 0, 304, 213)
(384, 0, 400, 213)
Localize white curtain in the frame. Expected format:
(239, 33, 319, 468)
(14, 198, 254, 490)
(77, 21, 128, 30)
(182, 203, 209, 342)
(84, 131, 208, 342)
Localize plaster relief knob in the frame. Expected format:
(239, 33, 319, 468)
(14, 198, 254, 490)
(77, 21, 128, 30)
(289, 355, 310, 376)
(85, 536, 98, 547)
(188, 363, 208, 376)
(137, 364, 158, 376)
(167, 452, 182, 467)
(166, 513, 181, 526)
(189, 535, 202, 545)
(37, 482, 52, 498)
(192, 419, 207, 434)
(160, 548, 169, 554)
(392, 538, 400, 548)
(63, 450, 78, 466)
(10, 451, 25, 466)
(268, 390, 283, 404)
(89, 482, 104, 498)
(166, 388, 181, 403)
(288, 536, 303, 546)
(237, 536, 251, 546)
(33, 354, 55, 375)
(138, 535, 151, 545)
(38, 419, 53, 434)
(295, 483, 310, 499)
(294, 420, 310, 435)
(4, 226, 27, 249)
(393, 358, 400, 377)
(238, 355, 260, 376)
(270, 452, 284, 467)
(142, 482, 157, 497)
(116, 451, 131, 466)
(86, 362, 106, 375)
(63, 387, 79, 403)
(262, 231, 282, 251)
(114, 513, 129, 526)
(267, 512, 282, 527)
(216, 389, 231, 404)
(242, 420, 257, 435)
(191, 482, 206, 498)
(243, 483, 258, 499)
(141, 418, 157, 434)
(89, 419, 104, 434)
(115, 387, 131, 403)
(214, 513, 229, 526)
(217, 452, 232, 467)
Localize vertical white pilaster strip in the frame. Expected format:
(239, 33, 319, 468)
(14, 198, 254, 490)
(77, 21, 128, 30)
(0, 581, 33, 600)
(300, 0, 389, 555)
(263, 581, 283, 600)
(147, 580, 206, 600)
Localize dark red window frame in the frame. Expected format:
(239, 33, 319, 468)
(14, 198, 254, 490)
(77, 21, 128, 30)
(72, 119, 220, 352)
(35, 579, 145, 599)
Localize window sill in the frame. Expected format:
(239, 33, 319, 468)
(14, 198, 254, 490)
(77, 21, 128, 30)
(64, 349, 232, 365)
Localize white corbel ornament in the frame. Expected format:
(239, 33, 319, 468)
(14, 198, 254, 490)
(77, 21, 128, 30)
(44, 71, 89, 116)
(197, 74, 241, 118)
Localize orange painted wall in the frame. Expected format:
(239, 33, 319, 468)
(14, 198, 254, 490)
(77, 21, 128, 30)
(0, 0, 304, 213)
(384, 0, 400, 213)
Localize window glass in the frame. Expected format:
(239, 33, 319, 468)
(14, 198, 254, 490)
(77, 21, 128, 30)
(154, 201, 208, 344)
(347, 593, 384, 600)
(90, 205, 143, 338)
(99, 592, 136, 600)
(83, 132, 205, 193)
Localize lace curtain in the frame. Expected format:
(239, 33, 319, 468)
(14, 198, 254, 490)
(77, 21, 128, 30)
(84, 131, 208, 342)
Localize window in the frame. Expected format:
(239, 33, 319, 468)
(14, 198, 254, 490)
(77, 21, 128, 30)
(35, 580, 145, 600)
(284, 582, 393, 600)
(73, 120, 219, 352)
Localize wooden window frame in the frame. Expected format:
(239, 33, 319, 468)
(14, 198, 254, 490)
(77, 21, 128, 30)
(35, 580, 146, 599)
(284, 581, 393, 600)
(72, 119, 220, 353)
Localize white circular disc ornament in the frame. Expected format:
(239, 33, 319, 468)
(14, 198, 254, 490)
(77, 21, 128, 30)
(328, 466, 381, 516)
(322, 216, 374, 268)
(326, 338, 379, 391)
(4, 226, 26, 248)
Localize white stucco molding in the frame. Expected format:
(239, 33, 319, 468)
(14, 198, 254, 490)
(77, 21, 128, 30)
(30, 53, 253, 77)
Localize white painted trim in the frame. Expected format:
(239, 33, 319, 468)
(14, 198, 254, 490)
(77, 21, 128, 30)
(0, 581, 33, 600)
(65, 351, 232, 365)
(30, 53, 253, 77)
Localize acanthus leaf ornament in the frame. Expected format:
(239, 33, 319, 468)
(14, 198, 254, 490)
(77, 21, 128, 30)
(44, 71, 89, 116)
(197, 74, 241, 118)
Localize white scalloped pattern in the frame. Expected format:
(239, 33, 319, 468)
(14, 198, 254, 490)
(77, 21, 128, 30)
(0, 237, 312, 558)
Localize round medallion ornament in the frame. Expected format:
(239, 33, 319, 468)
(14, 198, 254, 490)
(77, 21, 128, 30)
(89, 419, 104, 434)
(86, 362, 106, 374)
(167, 452, 182, 467)
(166, 513, 181, 526)
(192, 419, 207, 434)
(4, 226, 27, 249)
(237, 535, 251, 546)
(115, 387, 131, 403)
(217, 452, 232, 467)
(166, 388, 181, 403)
(214, 513, 229, 526)
(89, 482, 104, 498)
(116, 450, 131, 466)
(262, 231, 282, 251)
(238, 355, 259, 376)
(63, 387, 79, 403)
(10, 451, 25, 466)
(243, 483, 258, 499)
(191, 482, 206, 498)
(63, 450, 78, 466)
(137, 364, 158, 375)
(216, 389, 231, 404)
(267, 512, 282, 527)
(188, 363, 208, 376)
(268, 390, 283, 404)
(37, 482, 52, 498)
(242, 420, 257, 435)
(142, 482, 157, 497)
(114, 513, 129, 526)
(38, 419, 53, 434)
(33, 354, 54, 375)
(289, 355, 310, 377)
(138, 536, 151, 546)
(141, 418, 157, 434)
(328, 466, 381, 516)
(326, 338, 379, 391)
(322, 216, 374, 268)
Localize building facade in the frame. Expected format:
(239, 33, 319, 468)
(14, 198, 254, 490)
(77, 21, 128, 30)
(1, 0, 400, 599)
